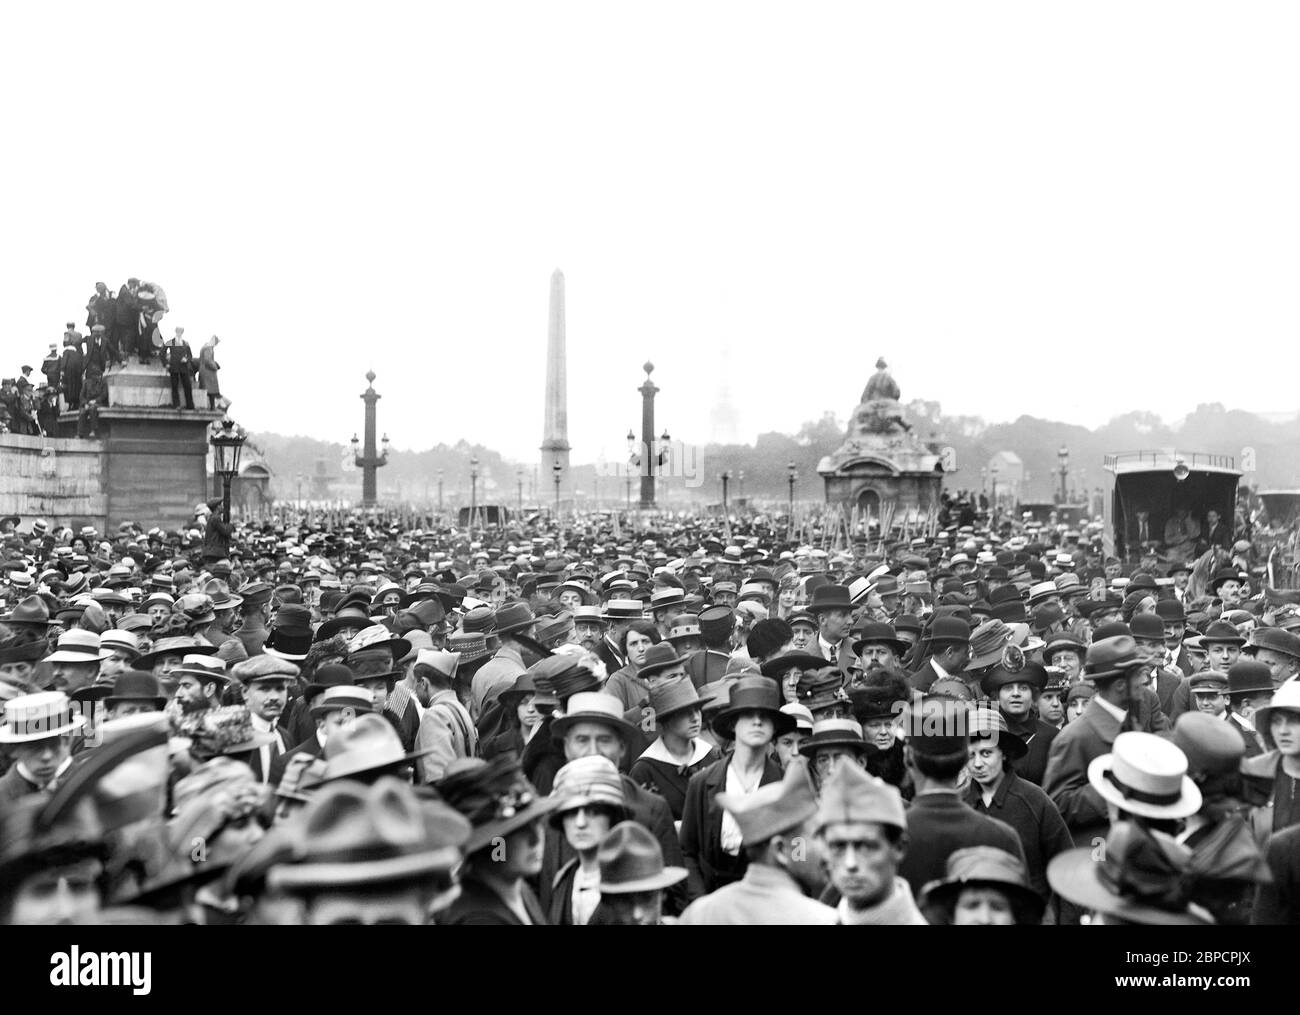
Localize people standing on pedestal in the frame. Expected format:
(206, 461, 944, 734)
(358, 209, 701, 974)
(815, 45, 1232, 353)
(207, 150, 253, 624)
(165, 328, 196, 410)
(36, 385, 58, 436)
(198, 335, 223, 410)
(114, 278, 143, 364)
(59, 335, 83, 412)
(137, 282, 168, 361)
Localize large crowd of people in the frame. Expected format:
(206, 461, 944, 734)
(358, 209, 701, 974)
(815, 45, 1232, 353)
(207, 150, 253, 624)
(0, 281, 223, 437)
(0, 504, 1296, 926)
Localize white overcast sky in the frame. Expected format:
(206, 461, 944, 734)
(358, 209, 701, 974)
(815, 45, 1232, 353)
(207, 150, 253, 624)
(5, 2, 1298, 463)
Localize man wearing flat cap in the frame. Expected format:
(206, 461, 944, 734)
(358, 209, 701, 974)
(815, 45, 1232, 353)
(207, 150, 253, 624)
(230, 655, 298, 783)
(678, 759, 835, 925)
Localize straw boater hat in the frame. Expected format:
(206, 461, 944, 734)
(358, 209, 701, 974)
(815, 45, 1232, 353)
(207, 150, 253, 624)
(267, 777, 470, 892)
(1252, 679, 1300, 751)
(44, 630, 113, 665)
(1087, 731, 1202, 820)
(0, 691, 87, 743)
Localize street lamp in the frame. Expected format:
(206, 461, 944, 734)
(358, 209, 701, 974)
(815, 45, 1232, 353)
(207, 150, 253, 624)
(787, 461, 797, 524)
(209, 418, 247, 524)
(1057, 444, 1069, 504)
(469, 455, 479, 533)
(721, 470, 731, 516)
(990, 463, 1001, 512)
(553, 458, 563, 518)
(516, 466, 524, 514)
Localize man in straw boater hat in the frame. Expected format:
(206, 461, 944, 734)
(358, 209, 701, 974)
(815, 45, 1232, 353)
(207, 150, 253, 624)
(813, 755, 925, 924)
(0, 692, 88, 805)
(678, 758, 834, 925)
(264, 777, 470, 925)
(435, 753, 560, 925)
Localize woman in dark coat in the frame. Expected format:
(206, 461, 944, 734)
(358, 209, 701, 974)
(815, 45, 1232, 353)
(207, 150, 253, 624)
(481, 673, 542, 761)
(629, 678, 719, 822)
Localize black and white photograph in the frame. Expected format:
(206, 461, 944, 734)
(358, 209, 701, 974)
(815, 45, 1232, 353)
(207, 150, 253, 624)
(0, 0, 1293, 991)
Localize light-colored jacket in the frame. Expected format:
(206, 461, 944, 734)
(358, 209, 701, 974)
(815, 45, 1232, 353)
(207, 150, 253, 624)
(416, 689, 477, 784)
(678, 862, 837, 926)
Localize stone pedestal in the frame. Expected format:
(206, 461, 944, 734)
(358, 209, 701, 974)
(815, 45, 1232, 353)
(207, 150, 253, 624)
(107, 362, 182, 409)
(818, 399, 949, 521)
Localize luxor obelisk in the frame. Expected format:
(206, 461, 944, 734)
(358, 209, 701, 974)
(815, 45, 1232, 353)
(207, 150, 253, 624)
(540, 269, 571, 507)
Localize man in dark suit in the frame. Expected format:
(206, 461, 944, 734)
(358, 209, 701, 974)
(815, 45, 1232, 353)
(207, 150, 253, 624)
(113, 279, 143, 364)
(230, 655, 298, 783)
(682, 605, 735, 689)
(1043, 635, 1149, 849)
(268, 684, 371, 787)
(1202, 509, 1232, 552)
(897, 695, 1026, 897)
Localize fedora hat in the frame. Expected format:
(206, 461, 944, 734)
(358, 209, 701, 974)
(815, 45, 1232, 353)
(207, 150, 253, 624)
(966, 706, 1027, 759)
(44, 630, 112, 664)
(547, 755, 628, 828)
(436, 752, 561, 854)
(920, 846, 1045, 925)
(850, 622, 909, 659)
(301, 662, 355, 701)
(636, 643, 684, 681)
(1201, 620, 1246, 647)
(711, 675, 796, 739)
(551, 692, 639, 743)
(1047, 822, 1213, 925)
(597, 820, 688, 894)
(1252, 679, 1300, 750)
(1083, 635, 1144, 683)
(267, 777, 469, 891)
(1087, 731, 1201, 820)
(647, 677, 704, 725)
(798, 717, 870, 759)
(0, 595, 51, 626)
(493, 602, 537, 636)
(926, 616, 971, 646)
(1246, 627, 1300, 661)
(317, 713, 432, 782)
(309, 685, 374, 720)
(807, 584, 852, 614)
(103, 671, 166, 709)
(0, 691, 87, 743)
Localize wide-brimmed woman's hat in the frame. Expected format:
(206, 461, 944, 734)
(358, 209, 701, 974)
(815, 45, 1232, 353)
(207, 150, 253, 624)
(0, 691, 87, 743)
(799, 718, 870, 759)
(436, 752, 561, 854)
(711, 675, 796, 739)
(636, 643, 683, 681)
(267, 777, 470, 891)
(1087, 731, 1202, 820)
(966, 707, 1027, 759)
(647, 677, 704, 725)
(315, 604, 373, 641)
(262, 605, 315, 661)
(921, 846, 1045, 924)
(548, 755, 629, 828)
(597, 820, 688, 894)
(345, 624, 412, 669)
(965, 620, 1015, 670)
(1252, 679, 1300, 750)
(1047, 821, 1214, 925)
(759, 651, 833, 680)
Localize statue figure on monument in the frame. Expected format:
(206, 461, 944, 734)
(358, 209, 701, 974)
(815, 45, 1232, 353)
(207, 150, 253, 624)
(862, 357, 900, 403)
(855, 357, 911, 435)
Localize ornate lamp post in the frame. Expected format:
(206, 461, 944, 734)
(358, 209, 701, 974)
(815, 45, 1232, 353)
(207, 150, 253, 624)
(209, 418, 247, 524)
(352, 371, 389, 507)
(720, 470, 731, 516)
(516, 466, 524, 514)
(437, 468, 444, 516)
(787, 461, 797, 521)
(1057, 444, 1070, 504)
(553, 459, 563, 518)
